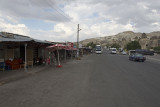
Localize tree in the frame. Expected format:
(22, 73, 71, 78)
(111, 43, 121, 49)
(153, 46, 160, 52)
(87, 42, 96, 48)
(125, 41, 141, 50)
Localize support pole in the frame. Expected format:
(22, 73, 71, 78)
(71, 50, 73, 60)
(57, 49, 60, 65)
(57, 46, 62, 68)
(65, 41, 66, 62)
(24, 43, 27, 71)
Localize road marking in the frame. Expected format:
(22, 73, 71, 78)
(147, 57, 160, 62)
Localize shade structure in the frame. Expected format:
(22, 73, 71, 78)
(47, 44, 66, 68)
(47, 44, 66, 49)
(47, 43, 77, 51)
(65, 46, 77, 51)
(46, 43, 77, 68)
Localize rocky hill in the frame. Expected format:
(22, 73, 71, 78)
(80, 31, 160, 49)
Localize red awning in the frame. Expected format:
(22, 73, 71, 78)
(46, 43, 77, 51)
(47, 44, 66, 49)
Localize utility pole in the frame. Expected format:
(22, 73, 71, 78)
(65, 41, 67, 62)
(77, 24, 81, 58)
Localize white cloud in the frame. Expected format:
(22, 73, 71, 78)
(1, 0, 160, 42)
(0, 14, 30, 36)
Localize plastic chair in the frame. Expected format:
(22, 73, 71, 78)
(0, 62, 5, 71)
(0, 62, 10, 71)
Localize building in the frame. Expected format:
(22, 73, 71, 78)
(0, 32, 53, 70)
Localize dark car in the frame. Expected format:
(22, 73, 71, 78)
(129, 53, 146, 62)
(135, 49, 154, 55)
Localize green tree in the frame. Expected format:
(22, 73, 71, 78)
(87, 42, 96, 48)
(111, 43, 121, 49)
(125, 41, 141, 50)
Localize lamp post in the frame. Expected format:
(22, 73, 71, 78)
(77, 24, 81, 58)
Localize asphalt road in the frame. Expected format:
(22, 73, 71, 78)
(0, 51, 160, 107)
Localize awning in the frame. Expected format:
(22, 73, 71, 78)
(47, 43, 77, 51)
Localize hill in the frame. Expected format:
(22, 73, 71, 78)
(80, 31, 160, 49)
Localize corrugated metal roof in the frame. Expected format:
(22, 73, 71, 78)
(0, 32, 32, 42)
(0, 32, 53, 44)
(33, 39, 53, 44)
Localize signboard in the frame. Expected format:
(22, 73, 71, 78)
(67, 42, 74, 48)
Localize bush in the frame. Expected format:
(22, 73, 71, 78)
(111, 43, 121, 49)
(153, 46, 160, 53)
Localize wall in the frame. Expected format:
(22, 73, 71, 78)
(27, 47, 33, 61)
(5, 49, 14, 60)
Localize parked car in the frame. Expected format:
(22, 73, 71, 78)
(135, 49, 154, 55)
(129, 53, 146, 62)
(111, 48, 117, 54)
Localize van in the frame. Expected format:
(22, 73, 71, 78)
(111, 48, 117, 54)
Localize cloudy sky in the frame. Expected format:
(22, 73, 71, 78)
(0, 0, 160, 42)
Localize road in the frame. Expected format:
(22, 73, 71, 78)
(0, 51, 160, 107)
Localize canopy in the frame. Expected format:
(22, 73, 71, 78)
(46, 43, 77, 67)
(47, 44, 66, 49)
(47, 43, 77, 51)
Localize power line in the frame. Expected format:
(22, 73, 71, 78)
(28, 0, 70, 22)
(45, 0, 71, 22)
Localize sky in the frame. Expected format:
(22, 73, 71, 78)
(0, 0, 160, 42)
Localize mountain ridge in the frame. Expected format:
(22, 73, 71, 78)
(80, 31, 160, 49)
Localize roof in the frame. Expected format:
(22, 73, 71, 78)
(32, 39, 53, 44)
(0, 32, 32, 42)
(0, 32, 53, 44)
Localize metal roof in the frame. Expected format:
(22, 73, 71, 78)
(0, 32, 53, 44)
(32, 39, 53, 44)
(0, 32, 32, 42)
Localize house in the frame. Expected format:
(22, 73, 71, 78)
(0, 32, 53, 70)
